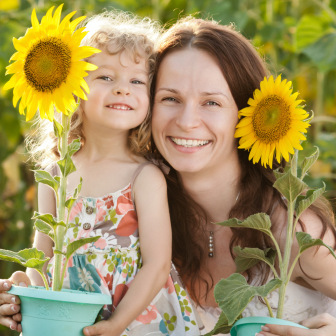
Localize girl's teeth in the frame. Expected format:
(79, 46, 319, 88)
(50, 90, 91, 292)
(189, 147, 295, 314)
(109, 105, 130, 110)
(171, 137, 209, 147)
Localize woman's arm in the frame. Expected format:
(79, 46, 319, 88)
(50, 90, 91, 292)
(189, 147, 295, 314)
(257, 313, 336, 336)
(83, 164, 172, 336)
(291, 209, 336, 300)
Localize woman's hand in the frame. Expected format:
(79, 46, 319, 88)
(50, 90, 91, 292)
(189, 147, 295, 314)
(257, 314, 336, 336)
(0, 271, 31, 332)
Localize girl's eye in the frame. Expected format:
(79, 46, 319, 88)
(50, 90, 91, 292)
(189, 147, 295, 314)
(131, 80, 145, 84)
(162, 97, 177, 102)
(206, 101, 219, 106)
(99, 76, 112, 81)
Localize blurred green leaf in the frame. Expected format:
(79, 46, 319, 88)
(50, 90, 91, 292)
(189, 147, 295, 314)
(295, 14, 334, 51)
(303, 32, 336, 73)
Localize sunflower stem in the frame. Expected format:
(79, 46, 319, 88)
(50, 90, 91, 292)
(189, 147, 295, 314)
(264, 296, 274, 318)
(52, 113, 69, 291)
(277, 149, 298, 319)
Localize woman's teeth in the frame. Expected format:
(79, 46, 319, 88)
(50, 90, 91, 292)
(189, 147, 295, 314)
(107, 104, 131, 110)
(171, 137, 210, 147)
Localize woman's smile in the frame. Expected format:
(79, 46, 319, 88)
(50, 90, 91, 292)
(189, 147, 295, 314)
(168, 136, 212, 153)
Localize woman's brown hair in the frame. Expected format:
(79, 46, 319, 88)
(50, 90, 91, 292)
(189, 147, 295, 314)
(150, 17, 336, 306)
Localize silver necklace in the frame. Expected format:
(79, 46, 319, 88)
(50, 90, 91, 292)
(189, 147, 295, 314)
(208, 191, 240, 257)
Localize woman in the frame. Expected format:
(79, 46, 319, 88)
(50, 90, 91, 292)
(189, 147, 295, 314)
(1, 17, 336, 336)
(150, 18, 336, 335)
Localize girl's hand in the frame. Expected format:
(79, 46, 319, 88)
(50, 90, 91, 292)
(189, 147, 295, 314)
(257, 314, 336, 336)
(83, 319, 123, 336)
(0, 271, 31, 332)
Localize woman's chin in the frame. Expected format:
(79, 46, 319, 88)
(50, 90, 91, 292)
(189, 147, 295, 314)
(168, 158, 209, 174)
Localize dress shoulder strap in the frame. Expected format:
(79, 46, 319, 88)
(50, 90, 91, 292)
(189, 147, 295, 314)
(130, 161, 155, 215)
(130, 161, 154, 186)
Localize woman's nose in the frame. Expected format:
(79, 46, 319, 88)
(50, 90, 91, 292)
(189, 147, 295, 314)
(175, 104, 200, 131)
(112, 82, 130, 96)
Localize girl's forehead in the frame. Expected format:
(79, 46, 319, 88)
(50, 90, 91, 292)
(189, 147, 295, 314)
(90, 48, 148, 73)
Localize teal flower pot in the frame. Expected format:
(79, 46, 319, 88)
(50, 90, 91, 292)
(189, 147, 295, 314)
(230, 316, 308, 336)
(8, 285, 112, 336)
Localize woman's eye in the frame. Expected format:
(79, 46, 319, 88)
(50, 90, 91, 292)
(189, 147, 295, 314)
(99, 76, 112, 81)
(162, 97, 177, 102)
(131, 80, 145, 84)
(206, 101, 219, 106)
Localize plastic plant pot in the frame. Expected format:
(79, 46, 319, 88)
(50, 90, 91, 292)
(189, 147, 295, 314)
(8, 285, 112, 336)
(230, 316, 308, 336)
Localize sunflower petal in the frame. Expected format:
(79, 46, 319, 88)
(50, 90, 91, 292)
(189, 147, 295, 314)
(236, 117, 252, 128)
(268, 143, 275, 168)
(69, 16, 86, 33)
(234, 124, 254, 138)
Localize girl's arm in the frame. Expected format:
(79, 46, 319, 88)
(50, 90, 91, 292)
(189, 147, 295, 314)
(26, 170, 55, 286)
(84, 164, 172, 336)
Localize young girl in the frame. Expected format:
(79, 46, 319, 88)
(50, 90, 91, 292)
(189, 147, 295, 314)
(21, 11, 203, 336)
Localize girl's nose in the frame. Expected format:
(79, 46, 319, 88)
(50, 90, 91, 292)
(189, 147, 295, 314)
(112, 82, 130, 96)
(175, 104, 200, 131)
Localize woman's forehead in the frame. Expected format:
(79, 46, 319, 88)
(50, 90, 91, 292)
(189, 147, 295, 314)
(156, 48, 232, 96)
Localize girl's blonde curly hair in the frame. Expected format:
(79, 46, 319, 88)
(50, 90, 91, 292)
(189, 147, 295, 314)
(27, 10, 162, 168)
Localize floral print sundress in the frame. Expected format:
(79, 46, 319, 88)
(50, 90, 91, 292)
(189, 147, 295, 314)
(47, 162, 204, 335)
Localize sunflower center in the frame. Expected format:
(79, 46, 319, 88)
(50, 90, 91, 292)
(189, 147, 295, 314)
(24, 37, 71, 93)
(252, 95, 291, 143)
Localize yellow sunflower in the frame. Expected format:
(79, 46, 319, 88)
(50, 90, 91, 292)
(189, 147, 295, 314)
(3, 4, 101, 121)
(234, 75, 310, 168)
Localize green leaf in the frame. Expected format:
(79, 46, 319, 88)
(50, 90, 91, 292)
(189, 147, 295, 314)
(73, 177, 83, 198)
(295, 14, 333, 51)
(0, 248, 50, 272)
(66, 236, 101, 259)
(295, 184, 325, 218)
(273, 168, 284, 180)
(303, 32, 336, 73)
(33, 219, 55, 242)
(301, 147, 319, 180)
(57, 154, 76, 177)
(65, 177, 83, 210)
(34, 170, 59, 192)
(273, 170, 307, 203)
(53, 119, 64, 138)
(217, 213, 273, 237)
(234, 246, 277, 274)
(296, 232, 336, 258)
(214, 274, 281, 326)
(32, 212, 66, 230)
(204, 312, 237, 336)
(67, 138, 81, 157)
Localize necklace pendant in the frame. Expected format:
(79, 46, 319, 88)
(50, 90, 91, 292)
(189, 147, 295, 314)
(208, 231, 214, 257)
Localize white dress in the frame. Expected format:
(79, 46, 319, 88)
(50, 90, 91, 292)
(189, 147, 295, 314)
(197, 281, 336, 335)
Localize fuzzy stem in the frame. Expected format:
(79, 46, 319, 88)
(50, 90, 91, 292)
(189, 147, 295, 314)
(264, 297, 274, 318)
(52, 113, 69, 291)
(269, 234, 283, 267)
(37, 270, 50, 291)
(286, 253, 301, 286)
(276, 150, 298, 318)
(60, 258, 69, 289)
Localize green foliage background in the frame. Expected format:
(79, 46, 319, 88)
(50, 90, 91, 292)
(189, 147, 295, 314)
(1, 0, 336, 334)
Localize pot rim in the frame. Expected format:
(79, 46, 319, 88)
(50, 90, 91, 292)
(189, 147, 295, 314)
(230, 316, 308, 336)
(8, 285, 112, 305)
